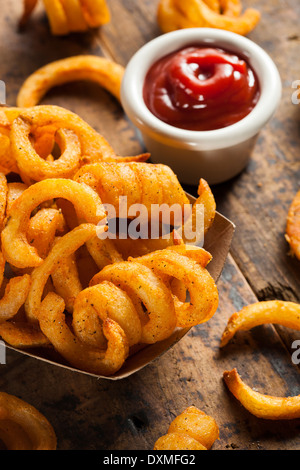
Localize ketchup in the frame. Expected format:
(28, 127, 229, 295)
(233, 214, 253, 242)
(143, 46, 260, 131)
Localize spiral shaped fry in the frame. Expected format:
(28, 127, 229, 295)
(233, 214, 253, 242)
(74, 162, 190, 224)
(20, 0, 110, 36)
(157, 0, 260, 36)
(154, 406, 219, 450)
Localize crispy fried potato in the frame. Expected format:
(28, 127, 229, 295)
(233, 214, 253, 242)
(27, 208, 66, 259)
(90, 261, 177, 344)
(220, 300, 300, 347)
(79, 0, 110, 27)
(157, 0, 200, 33)
(60, 0, 88, 32)
(286, 190, 300, 260)
(131, 249, 218, 328)
(25, 224, 100, 322)
(0, 392, 57, 450)
(0, 321, 50, 349)
(39, 292, 129, 376)
(168, 406, 219, 450)
(17, 55, 125, 108)
(223, 368, 300, 420)
(154, 433, 207, 450)
(20, 0, 110, 35)
(0, 173, 7, 232)
(85, 236, 123, 270)
(154, 406, 219, 450)
(6, 182, 28, 215)
(0, 274, 31, 323)
(74, 162, 190, 222)
(19, 0, 39, 28)
(11, 117, 81, 182)
(1, 179, 105, 269)
(51, 250, 82, 313)
(72, 281, 142, 348)
(158, 0, 260, 35)
(43, 0, 70, 35)
(0, 134, 17, 175)
(3, 105, 148, 165)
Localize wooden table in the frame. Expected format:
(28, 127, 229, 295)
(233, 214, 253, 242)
(0, 0, 299, 451)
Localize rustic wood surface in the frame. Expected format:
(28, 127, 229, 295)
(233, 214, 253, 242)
(0, 0, 299, 451)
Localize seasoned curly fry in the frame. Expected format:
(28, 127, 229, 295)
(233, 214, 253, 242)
(27, 208, 66, 259)
(158, 0, 260, 35)
(11, 117, 81, 182)
(17, 55, 125, 108)
(1, 105, 149, 166)
(0, 173, 7, 232)
(0, 274, 31, 323)
(0, 392, 57, 450)
(0, 99, 219, 376)
(39, 292, 129, 376)
(72, 281, 142, 348)
(74, 162, 190, 223)
(1, 178, 105, 269)
(131, 248, 218, 328)
(0, 322, 50, 349)
(90, 261, 177, 344)
(154, 406, 219, 450)
(25, 224, 101, 322)
(20, 0, 110, 35)
(19, 0, 39, 28)
(286, 190, 300, 260)
(220, 300, 300, 347)
(223, 368, 300, 420)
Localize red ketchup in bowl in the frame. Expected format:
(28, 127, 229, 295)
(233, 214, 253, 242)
(143, 45, 260, 131)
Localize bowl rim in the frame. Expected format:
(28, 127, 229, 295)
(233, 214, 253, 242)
(121, 28, 282, 150)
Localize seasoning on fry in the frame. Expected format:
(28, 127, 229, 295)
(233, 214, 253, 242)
(223, 368, 300, 420)
(154, 406, 219, 450)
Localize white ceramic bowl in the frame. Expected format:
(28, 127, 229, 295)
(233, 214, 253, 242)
(121, 28, 282, 185)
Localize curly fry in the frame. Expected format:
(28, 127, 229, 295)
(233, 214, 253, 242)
(11, 117, 81, 182)
(154, 406, 219, 450)
(220, 300, 300, 347)
(0, 322, 50, 349)
(25, 223, 101, 322)
(131, 248, 218, 328)
(51, 250, 82, 313)
(286, 190, 300, 260)
(1, 179, 105, 269)
(0, 172, 7, 232)
(79, 0, 110, 28)
(223, 368, 300, 420)
(59, 0, 88, 32)
(0, 392, 57, 450)
(175, 0, 260, 35)
(74, 162, 190, 223)
(158, 0, 260, 36)
(19, 0, 39, 28)
(17, 55, 125, 108)
(0, 134, 18, 175)
(90, 261, 177, 344)
(27, 208, 66, 259)
(72, 281, 142, 348)
(39, 292, 129, 376)
(2, 105, 149, 165)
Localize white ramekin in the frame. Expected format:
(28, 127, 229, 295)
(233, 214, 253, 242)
(121, 28, 282, 185)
